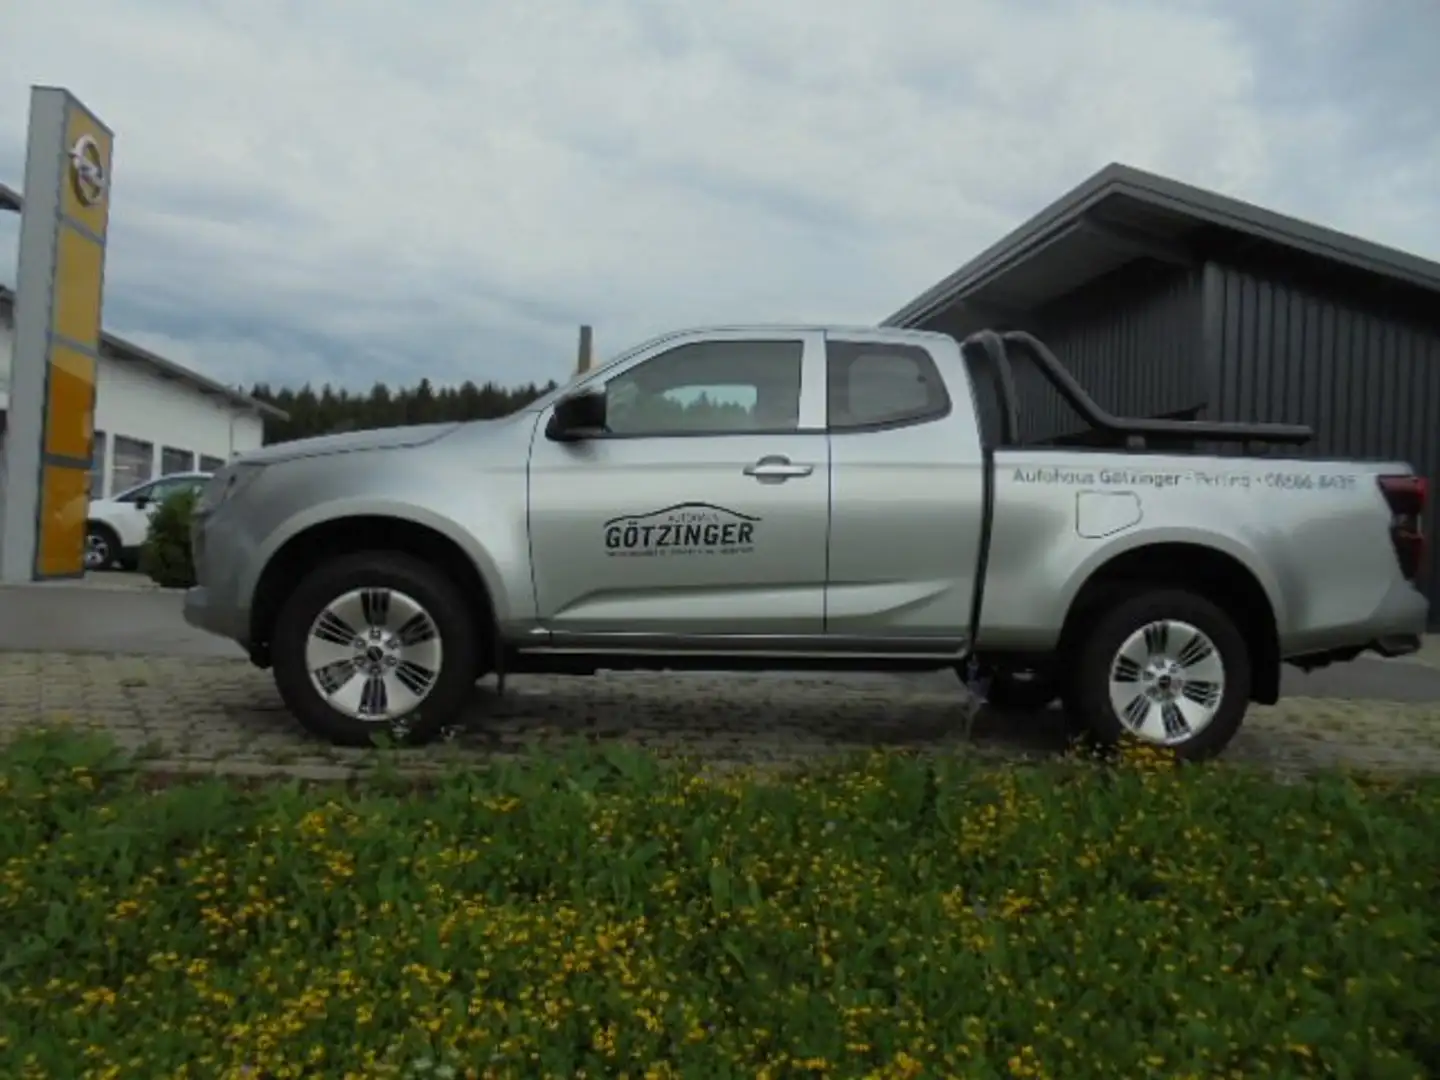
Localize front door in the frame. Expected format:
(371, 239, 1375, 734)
(527, 330, 830, 642)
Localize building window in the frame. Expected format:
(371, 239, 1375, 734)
(110, 435, 155, 495)
(199, 454, 226, 473)
(826, 341, 951, 431)
(90, 430, 107, 500)
(161, 446, 195, 475)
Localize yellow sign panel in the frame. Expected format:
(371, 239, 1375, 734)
(44, 344, 98, 461)
(52, 226, 105, 347)
(61, 108, 112, 236)
(37, 464, 90, 578)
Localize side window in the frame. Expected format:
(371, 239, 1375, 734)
(199, 455, 226, 473)
(826, 341, 950, 431)
(111, 435, 155, 494)
(149, 478, 204, 503)
(115, 480, 155, 505)
(146, 480, 181, 503)
(604, 339, 803, 436)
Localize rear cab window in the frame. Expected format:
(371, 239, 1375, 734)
(825, 340, 951, 431)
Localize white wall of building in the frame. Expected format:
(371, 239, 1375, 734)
(92, 358, 265, 497)
(0, 308, 270, 500)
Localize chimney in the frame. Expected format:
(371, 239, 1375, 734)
(576, 324, 593, 375)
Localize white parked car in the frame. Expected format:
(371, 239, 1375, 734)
(85, 471, 212, 571)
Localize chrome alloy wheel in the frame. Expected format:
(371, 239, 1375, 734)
(1107, 619, 1225, 745)
(304, 587, 443, 721)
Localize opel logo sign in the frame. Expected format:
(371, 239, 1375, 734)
(69, 134, 107, 207)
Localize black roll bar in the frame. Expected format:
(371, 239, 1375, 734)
(960, 329, 1022, 446)
(959, 329, 1314, 448)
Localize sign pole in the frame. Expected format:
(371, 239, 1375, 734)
(0, 86, 114, 582)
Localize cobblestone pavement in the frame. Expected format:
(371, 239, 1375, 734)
(3, 651, 1439, 780)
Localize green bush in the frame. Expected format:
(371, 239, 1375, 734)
(138, 488, 198, 588)
(1, 730, 1438, 1079)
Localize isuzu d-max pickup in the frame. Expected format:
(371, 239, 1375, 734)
(183, 326, 1429, 759)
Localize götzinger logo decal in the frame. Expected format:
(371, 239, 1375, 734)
(603, 502, 760, 558)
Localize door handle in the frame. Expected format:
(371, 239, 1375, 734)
(744, 458, 814, 480)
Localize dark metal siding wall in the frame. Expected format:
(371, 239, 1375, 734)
(1204, 259, 1440, 619)
(1015, 261, 1206, 442)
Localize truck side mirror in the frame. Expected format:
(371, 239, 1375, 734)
(546, 389, 608, 442)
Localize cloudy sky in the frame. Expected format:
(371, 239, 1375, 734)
(2, 0, 1437, 394)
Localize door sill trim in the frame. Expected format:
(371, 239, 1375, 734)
(517, 630, 966, 660)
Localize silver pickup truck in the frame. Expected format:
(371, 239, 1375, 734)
(184, 325, 1429, 759)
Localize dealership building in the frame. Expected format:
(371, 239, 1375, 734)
(887, 163, 1440, 621)
(0, 284, 285, 499)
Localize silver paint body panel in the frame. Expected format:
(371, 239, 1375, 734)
(185, 325, 1429, 665)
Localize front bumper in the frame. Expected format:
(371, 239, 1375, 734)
(184, 500, 257, 648)
(183, 584, 247, 644)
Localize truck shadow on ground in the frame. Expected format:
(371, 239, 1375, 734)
(19, 653, 1435, 774)
(438, 674, 1075, 763)
(222, 672, 1072, 764)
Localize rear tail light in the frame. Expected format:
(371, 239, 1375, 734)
(1377, 474, 1428, 581)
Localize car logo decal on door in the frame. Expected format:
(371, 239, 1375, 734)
(603, 502, 760, 558)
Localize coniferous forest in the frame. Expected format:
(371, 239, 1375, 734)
(247, 379, 758, 446)
(247, 377, 560, 445)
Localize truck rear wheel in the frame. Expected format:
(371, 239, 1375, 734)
(270, 551, 482, 747)
(1069, 588, 1251, 761)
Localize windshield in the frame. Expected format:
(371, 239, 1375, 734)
(111, 473, 209, 502)
(518, 331, 683, 414)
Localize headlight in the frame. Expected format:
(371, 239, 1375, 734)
(198, 462, 266, 512)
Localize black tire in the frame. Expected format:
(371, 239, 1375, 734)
(270, 551, 483, 747)
(85, 523, 119, 571)
(1069, 588, 1251, 761)
(984, 670, 1059, 710)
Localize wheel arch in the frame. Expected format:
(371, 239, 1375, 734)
(1057, 538, 1283, 705)
(247, 510, 502, 668)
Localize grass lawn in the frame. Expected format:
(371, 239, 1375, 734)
(0, 728, 1437, 1080)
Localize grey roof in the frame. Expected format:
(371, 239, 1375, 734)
(0, 285, 287, 421)
(885, 162, 1440, 330)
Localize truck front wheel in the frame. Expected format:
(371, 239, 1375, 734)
(1069, 588, 1251, 761)
(270, 551, 482, 747)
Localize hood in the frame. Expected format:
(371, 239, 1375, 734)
(236, 421, 466, 465)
